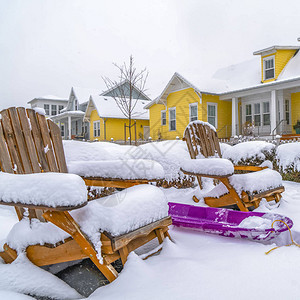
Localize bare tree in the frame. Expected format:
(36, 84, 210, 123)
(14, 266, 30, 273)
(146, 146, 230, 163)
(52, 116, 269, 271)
(103, 55, 148, 145)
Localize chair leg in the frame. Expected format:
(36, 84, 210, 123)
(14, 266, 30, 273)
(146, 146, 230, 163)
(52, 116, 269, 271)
(155, 228, 165, 244)
(43, 211, 118, 282)
(119, 246, 129, 265)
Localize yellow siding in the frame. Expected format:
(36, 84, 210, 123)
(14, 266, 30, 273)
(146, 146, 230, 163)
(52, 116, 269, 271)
(89, 109, 149, 141)
(261, 49, 297, 83)
(291, 92, 300, 133)
(149, 88, 231, 140)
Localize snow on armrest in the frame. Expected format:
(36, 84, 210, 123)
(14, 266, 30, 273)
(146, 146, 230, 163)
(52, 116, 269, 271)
(67, 159, 165, 180)
(0, 172, 87, 209)
(181, 158, 234, 176)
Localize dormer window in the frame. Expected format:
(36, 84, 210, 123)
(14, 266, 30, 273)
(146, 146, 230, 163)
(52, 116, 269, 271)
(263, 56, 275, 80)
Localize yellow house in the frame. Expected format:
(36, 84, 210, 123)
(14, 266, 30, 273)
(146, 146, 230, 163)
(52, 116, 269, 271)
(84, 82, 151, 141)
(145, 73, 232, 139)
(147, 41, 300, 139)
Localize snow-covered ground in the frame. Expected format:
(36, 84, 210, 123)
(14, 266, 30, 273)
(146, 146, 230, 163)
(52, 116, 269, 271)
(1, 140, 300, 299)
(1, 181, 300, 299)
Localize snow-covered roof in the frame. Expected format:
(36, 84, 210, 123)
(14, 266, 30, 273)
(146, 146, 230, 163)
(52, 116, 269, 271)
(253, 46, 300, 55)
(86, 95, 149, 120)
(28, 95, 68, 104)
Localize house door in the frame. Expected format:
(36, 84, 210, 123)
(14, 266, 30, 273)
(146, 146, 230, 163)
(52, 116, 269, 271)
(143, 126, 150, 140)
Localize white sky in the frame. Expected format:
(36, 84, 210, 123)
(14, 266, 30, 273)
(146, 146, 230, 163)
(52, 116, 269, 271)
(1, 0, 300, 109)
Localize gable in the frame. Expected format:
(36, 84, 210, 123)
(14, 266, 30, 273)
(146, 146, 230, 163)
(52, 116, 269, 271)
(101, 81, 150, 101)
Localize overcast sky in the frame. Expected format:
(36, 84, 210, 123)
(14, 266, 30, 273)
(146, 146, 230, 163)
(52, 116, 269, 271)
(1, 0, 300, 110)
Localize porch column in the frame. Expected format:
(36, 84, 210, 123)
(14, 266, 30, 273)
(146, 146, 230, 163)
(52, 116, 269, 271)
(270, 90, 277, 135)
(68, 116, 72, 140)
(231, 97, 238, 137)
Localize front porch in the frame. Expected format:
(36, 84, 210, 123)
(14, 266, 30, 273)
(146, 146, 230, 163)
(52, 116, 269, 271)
(227, 83, 300, 138)
(51, 111, 89, 140)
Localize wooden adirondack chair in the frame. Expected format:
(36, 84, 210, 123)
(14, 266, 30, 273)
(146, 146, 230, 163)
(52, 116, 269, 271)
(182, 121, 284, 211)
(0, 107, 171, 283)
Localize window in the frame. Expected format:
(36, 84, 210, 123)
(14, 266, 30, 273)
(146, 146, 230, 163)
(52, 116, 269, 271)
(74, 100, 78, 111)
(207, 103, 217, 128)
(75, 121, 78, 135)
(44, 104, 49, 115)
(254, 103, 261, 126)
(189, 103, 198, 122)
(161, 110, 166, 126)
(51, 105, 57, 116)
(93, 121, 100, 137)
(245, 104, 252, 123)
(285, 99, 290, 125)
(58, 105, 64, 113)
(61, 123, 65, 137)
(263, 102, 270, 125)
(169, 107, 176, 131)
(264, 57, 275, 80)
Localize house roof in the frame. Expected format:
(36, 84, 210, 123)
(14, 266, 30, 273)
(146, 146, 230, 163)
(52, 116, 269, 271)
(253, 46, 300, 55)
(28, 95, 68, 104)
(86, 95, 149, 120)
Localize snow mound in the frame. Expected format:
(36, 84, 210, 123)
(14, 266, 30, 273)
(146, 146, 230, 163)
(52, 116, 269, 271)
(238, 216, 272, 230)
(68, 159, 164, 180)
(0, 172, 87, 208)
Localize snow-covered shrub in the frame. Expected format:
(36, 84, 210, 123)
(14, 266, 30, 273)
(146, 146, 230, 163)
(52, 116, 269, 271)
(222, 141, 276, 166)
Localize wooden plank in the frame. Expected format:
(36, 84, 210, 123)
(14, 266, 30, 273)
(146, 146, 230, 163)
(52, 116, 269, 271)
(8, 107, 32, 173)
(17, 107, 41, 173)
(47, 119, 68, 173)
(0, 109, 24, 173)
(3, 243, 18, 260)
(108, 216, 172, 251)
(83, 178, 150, 188)
(36, 113, 58, 172)
(43, 210, 118, 282)
(155, 228, 165, 244)
(0, 200, 87, 211)
(0, 250, 14, 263)
(26, 109, 49, 172)
(0, 121, 13, 173)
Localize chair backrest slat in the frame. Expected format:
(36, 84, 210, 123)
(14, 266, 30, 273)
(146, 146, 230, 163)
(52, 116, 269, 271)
(184, 121, 221, 159)
(47, 119, 68, 173)
(8, 107, 33, 173)
(17, 108, 41, 173)
(0, 122, 14, 173)
(26, 109, 50, 172)
(1, 110, 24, 173)
(36, 113, 59, 172)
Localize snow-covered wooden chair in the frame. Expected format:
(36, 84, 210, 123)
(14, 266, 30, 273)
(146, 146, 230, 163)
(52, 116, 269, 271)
(182, 121, 284, 211)
(0, 107, 171, 283)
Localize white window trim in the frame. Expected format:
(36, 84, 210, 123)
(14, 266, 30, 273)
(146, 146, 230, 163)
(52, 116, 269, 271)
(169, 107, 176, 131)
(161, 110, 166, 126)
(285, 99, 291, 125)
(93, 120, 100, 137)
(263, 55, 275, 81)
(207, 102, 218, 129)
(189, 102, 198, 122)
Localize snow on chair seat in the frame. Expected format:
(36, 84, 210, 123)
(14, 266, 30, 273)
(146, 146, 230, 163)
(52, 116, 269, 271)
(181, 158, 234, 177)
(228, 168, 283, 196)
(0, 172, 88, 210)
(68, 159, 165, 181)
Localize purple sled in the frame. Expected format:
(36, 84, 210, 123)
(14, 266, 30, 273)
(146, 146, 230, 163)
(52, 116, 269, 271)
(168, 202, 293, 241)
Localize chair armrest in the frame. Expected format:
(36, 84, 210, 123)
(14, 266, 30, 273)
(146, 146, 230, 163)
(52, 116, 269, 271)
(234, 165, 268, 172)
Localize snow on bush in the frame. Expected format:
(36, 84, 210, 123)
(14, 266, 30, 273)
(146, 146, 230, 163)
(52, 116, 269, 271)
(276, 142, 300, 172)
(222, 141, 275, 165)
